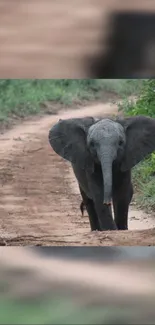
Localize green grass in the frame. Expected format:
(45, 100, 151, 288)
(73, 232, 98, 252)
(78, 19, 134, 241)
(0, 297, 140, 325)
(0, 79, 143, 122)
(98, 79, 144, 96)
(119, 79, 155, 211)
(132, 158, 155, 211)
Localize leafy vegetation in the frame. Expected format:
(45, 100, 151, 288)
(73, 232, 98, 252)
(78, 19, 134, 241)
(119, 79, 155, 211)
(0, 297, 142, 325)
(0, 79, 143, 122)
(100, 79, 144, 96)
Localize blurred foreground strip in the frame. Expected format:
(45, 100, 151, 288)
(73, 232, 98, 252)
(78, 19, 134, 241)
(0, 0, 155, 77)
(0, 247, 155, 324)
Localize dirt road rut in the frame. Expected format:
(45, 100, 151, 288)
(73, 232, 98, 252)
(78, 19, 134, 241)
(0, 101, 155, 246)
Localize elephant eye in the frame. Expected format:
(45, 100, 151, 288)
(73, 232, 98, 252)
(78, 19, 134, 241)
(119, 139, 124, 146)
(89, 140, 95, 151)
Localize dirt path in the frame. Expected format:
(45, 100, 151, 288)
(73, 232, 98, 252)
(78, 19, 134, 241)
(0, 100, 155, 246)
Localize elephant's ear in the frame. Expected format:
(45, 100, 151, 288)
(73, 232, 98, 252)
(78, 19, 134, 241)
(48, 117, 96, 172)
(118, 116, 155, 172)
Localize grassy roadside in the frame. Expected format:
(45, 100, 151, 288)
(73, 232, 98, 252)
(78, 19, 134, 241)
(0, 297, 145, 325)
(0, 79, 143, 123)
(118, 79, 155, 212)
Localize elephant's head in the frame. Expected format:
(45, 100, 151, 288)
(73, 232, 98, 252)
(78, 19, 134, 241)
(49, 115, 155, 205)
(86, 118, 126, 204)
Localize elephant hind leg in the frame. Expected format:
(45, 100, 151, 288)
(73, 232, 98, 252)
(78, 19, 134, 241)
(80, 201, 85, 217)
(79, 187, 100, 231)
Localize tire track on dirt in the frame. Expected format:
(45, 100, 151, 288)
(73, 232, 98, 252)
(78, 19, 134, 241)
(0, 101, 155, 246)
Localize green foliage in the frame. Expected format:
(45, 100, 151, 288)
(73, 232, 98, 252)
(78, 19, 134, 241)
(100, 79, 144, 96)
(0, 297, 144, 325)
(121, 79, 155, 117)
(131, 154, 155, 210)
(134, 79, 155, 117)
(0, 79, 143, 121)
(120, 79, 155, 210)
(118, 98, 136, 114)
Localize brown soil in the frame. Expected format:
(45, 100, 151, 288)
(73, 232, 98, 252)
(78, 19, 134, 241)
(0, 99, 155, 246)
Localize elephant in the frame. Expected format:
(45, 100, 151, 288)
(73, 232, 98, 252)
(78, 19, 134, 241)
(48, 115, 155, 231)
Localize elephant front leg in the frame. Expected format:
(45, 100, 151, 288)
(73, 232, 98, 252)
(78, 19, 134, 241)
(94, 200, 117, 231)
(87, 173, 117, 231)
(112, 170, 133, 230)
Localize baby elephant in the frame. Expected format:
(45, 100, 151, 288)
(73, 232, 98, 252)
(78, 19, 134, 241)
(49, 115, 155, 231)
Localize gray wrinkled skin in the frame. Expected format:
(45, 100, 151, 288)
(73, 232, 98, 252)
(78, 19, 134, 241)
(49, 115, 155, 231)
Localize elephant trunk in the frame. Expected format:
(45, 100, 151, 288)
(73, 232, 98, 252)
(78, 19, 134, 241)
(100, 151, 113, 205)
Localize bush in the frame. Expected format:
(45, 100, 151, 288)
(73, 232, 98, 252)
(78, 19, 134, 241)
(120, 79, 155, 211)
(0, 79, 143, 121)
(123, 79, 155, 117)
